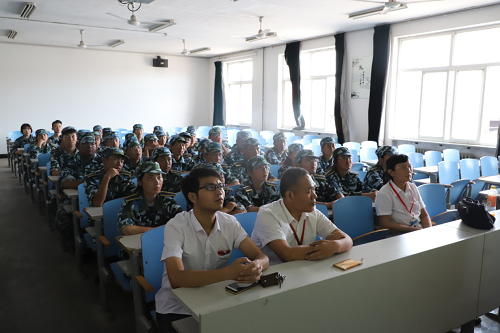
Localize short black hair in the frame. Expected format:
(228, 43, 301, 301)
(280, 167, 309, 198)
(20, 123, 32, 132)
(383, 154, 409, 184)
(52, 120, 62, 126)
(181, 168, 221, 206)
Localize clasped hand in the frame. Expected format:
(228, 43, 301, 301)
(304, 240, 337, 261)
(228, 257, 263, 283)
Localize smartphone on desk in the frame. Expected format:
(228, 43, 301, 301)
(225, 282, 258, 295)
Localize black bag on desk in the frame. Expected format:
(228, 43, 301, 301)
(457, 197, 495, 230)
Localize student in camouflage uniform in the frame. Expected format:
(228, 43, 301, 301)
(152, 147, 183, 193)
(102, 127, 112, 139)
(203, 142, 239, 185)
(186, 126, 199, 155)
(125, 132, 137, 141)
(169, 135, 195, 172)
(84, 147, 136, 207)
(93, 130, 102, 147)
(317, 137, 336, 175)
(363, 146, 397, 192)
(234, 156, 280, 212)
(47, 120, 62, 146)
(153, 125, 163, 133)
(117, 161, 183, 235)
(27, 129, 56, 158)
(93, 125, 103, 138)
(50, 126, 78, 176)
(264, 133, 288, 165)
(143, 133, 159, 159)
(177, 132, 195, 160)
(224, 130, 251, 166)
(205, 127, 230, 156)
(295, 149, 343, 209)
(326, 147, 377, 200)
(156, 130, 168, 148)
(230, 138, 261, 184)
(277, 143, 304, 179)
(123, 137, 144, 175)
(192, 139, 211, 165)
(103, 131, 121, 149)
(10, 123, 34, 157)
(133, 124, 145, 147)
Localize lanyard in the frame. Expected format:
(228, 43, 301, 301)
(389, 181, 415, 217)
(290, 220, 306, 246)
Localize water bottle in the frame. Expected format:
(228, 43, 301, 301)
(486, 185, 497, 215)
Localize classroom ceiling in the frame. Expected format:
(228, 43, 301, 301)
(0, 0, 498, 57)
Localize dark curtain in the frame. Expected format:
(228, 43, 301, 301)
(284, 41, 305, 130)
(367, 24, 391, 142)
(495, 122, 500, 158)
(334, 33, 345, 144)
(213, 61, 225, 126)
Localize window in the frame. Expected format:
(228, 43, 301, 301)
(224, 60, 253, 125)
(279, 48, 336, 132)
(391, 26, 500, 146)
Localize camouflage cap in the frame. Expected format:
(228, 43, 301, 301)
(193, 162, 226, 174)
(237, 131, 252, 140)
(169, 135, 187, 145)
(155, 130, 166, 137)
(135, 161, 165, 179)
(79, 133, 96, 144)
(123, 138, 140, 150)
(178, 131, 192, 139)
(273, 133, 286, 141)
(198, 139, 212, 152)
(125, 133, 137, 141)
(151, 147, 172, 161)
(35, 129, 49, 136)
(186, 125, 197, 134)
(105, 131, 119, 140)
(209, 127, 222, 135)
(102, 127, 112, 134)
(243, 137, 260, 149)
(288, 143, 304, 152)
(153, 126, 163, 132)
(320, 137, 335, 147)
(102, 147, 127, 159)
(375, 145, 397, 157)
(92, 130, 101, 138)
(61, 126, 77, 135)
(133, 124, 144, 130)
(93, 125, 102, 131)
(333, 147, 352, 159)
(144, 133, 158, 142)
(295, 149, 319, 164)
(205, 142, 223, 153)
(246, 156, 269, 171)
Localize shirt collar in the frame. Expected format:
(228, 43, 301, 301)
(189, 210, 221, 234)
(279, 199, 308, 224)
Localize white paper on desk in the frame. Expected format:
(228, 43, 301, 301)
(118, 233, 143, 250)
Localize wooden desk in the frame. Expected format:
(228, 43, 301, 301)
(413, 165, 438, 183)
(173, 224, 483, 333)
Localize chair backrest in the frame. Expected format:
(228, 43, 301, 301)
(343, 142, 361, 152)
(361, 141, 377, 149)
(141, 225, 166, 303)
(282, 132, 295, 139)
(480, 156, 499, 177)
(8, 131, 22, 141)
(197, 126, 211, 138)
(332, 196, 374, 239)
(407, 152, 424, 168)
(311, 138, 322, 146)
(398, 144, 416, 154)
(174, 192, 188, 211)
(38, 152, 51, 167)
(357, 171, 367, 182)
(469, 178, 486, 201)
(431, 210, 459, 225)
(228, 212, 258, 265)
(443, 149, 460, 162)
(316, 203, 329, 218)
(459, 158, 480, 180)
(360, 147, 377, 162)
(257, 137, 267, 146)
(311, 144, 321, 156)
(424, 150, 442, 167)
(418, 184, 446, 218)
(351, 163, 364, 172)
(438, 161, 460, 185)
(350, 149, 359, 163)
(78, 183, 91, 228)
(269, 164, 281, 178)
(448, 179, 470, 206)
(24, 143, 30, 150)
(46, 162, 53, 190)
(302, 135, 319, 145)
(102, 198, 125, 258)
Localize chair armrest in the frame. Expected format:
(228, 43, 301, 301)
(74, 211, 83, 219)
(352, 229, 389, 241)
(136, 275, 154, 293)
(98, 235, 111, 247)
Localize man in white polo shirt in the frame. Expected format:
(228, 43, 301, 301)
(155, 168, 269, 333)
(252, 167, 353, 266)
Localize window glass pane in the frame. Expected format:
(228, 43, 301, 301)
(419, 72, 448, 138)
(282, 56, 290, 80)
(311, 50, 335, 76)
(301, 53, 311, 78)
(454, 27, 500, 65)
(227, 84, 240, 124)
(399, 35, 451, 69)
(393, 71, 422, 139)
(451, 70, 483, 141)
(325, 76, 336, 132)
(241, 61, 253, 81)
(227, 62, 241, 82)
(240, 84, 252, 125)
(480, 66, 500, 145)
(283, 80, 295, 127)
(310, 79, 326, 129)
(301, 79, 312, 129)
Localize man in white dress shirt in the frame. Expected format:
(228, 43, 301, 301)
(252, 167, 353, 266)
(155, 168, 269, 333)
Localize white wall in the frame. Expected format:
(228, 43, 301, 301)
(1, 43, 211, 154)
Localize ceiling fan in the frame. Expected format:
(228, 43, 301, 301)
(348, 0, 443, 19)
(245, 16, 278, 42)
(181, 39, 211, 55)
(106, 0, 176, 30)
(75, 30, 106, 49)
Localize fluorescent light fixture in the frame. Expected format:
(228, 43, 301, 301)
(7, 30, 18, 39)
(109, 40, 125, 48)
(149, 20, 176, 32)
(189, 47, 211, 54)
(246, 32, 277, 42)
(348, 4, 407, 19)
(20, 2, 36, 19)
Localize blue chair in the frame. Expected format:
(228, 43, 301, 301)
(257, 137, 267, 146)
(8, 130, 22, 141)
(398, 144, 416, 154)
(343, 142, 361, 153)
(480, 156, 499, 176)
(431, 209, 459, 225)
(269, 164, 281, 178)
(282, 132, 295, 139)
(228, 212, 258, 264)
(407, 152, 426, 180)
(76, 183, 95, 250)
(469, 179, 486, 201)
(424, 151, 442, 167)
(351, 163, 364, 172)
(361, 141, 377, 149)
(303, 135, 319, 145)
(418, 184, 447, 218)
(316, 203, 328, 218)
(174, 192, 188, 211)
(196, 126, 212, 138)
(443, 149, 460, 162)
(332, 196, 378, 240)
(350, 149, 359, 163)
(311, 144, 321, 156)
(357, 171, 367, 182)
(312, 138, 322, 146)
(438, 161, 469, 207)
(169, 127, 182, 134)
(459, 159, 480, 180)
(360, 147, 377, 162)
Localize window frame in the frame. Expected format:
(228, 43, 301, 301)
(223, 59, 253, 126)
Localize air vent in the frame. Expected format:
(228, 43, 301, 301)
(7, 30, 18, 39)
(20, 2, 36, 19)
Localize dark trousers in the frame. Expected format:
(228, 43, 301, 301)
(157, 313, 191, 333)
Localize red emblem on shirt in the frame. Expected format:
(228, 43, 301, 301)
(217, 249, 231, 256)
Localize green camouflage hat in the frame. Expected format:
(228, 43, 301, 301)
(169, 135, 187, 145)
(153, 126, 163, 132)
(273, 133, 286, 141)
(102, 127, 112, 134)
(288, 143, 304, 152)
(320, 137, 335, 147)
(333, 147, 352, 159)
(208, 127, 222, 135)
(155, 130, 166, 137)
(205, 142, 223, 153)
(125, 133, 137, 141)
(105, 131, 119, 140)
(93, 125, 102, 131)
(198, 139, 212, 153)
(133, 124, 144, 130)
(123, 138, 140, 150)
(135, 161, 165, 179)
(186, 126, 197, 134)
(375, 145, 397, 157)
(79, 133, 96, 144)
(102, 147, 127, 159)
(237, 131, 252, 140)
(152, 147, 172, 161)
(246, 156, 269, 171)
(35, 129, 49, 136)
(92, 130, 101, 138)
(61, 126, 77, 135)
(295, 149, 319, 164)
(193, 162, 226, 174)
(243, 138, 260, 149)
(144, 133, 158, 142)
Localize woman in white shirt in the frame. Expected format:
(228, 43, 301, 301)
(375, 154, 432, 234)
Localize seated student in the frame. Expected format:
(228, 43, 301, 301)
(10, 123, 34, 157)
(203, 142, 239, 186)
(50, 126, 78, 176)
(326, 147, 377, 201)
(103, 132, 121, 149)
(152, 147, 183, 193)
(47, 120, 62, 146)
(177, 132, 195, 161)
(153, 125, 164, 133)
(192, 139, 211, 165)
(155, 168, 269, 332)
(234, 156, 280, 212)
(27, 129, 56, 158)
(169, 135, 195, 173)
(123, 137, 144, 174)
(133, 124, 145, 147)
(295, 149, 343, 209)
(231, 138, 277, 183)
(117, 162, 183, 235)
(102, 127, 112, 140)
(277, 143, 303, 179)
(251, 167, 353, 266)
(364, 146, 397, 192)
(84, 147, 136, 207)
(224, 130, 251, 166)
(375, 154, 432, 234)
(143, 133, 159, 159)
(264, 133, 288, 165)
(125, 132, 137, 142)
(316, 137, 336, 175)
(93, 125, 103, 138)
(185, 126, 198, 155)
(207, 127, 230, 155)
(156, 130, 168, 148)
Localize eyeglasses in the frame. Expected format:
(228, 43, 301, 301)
(338, 156, 352, 160)
(396, 165, 414, 172)
(199, 183, 226, 191)
(253, 165, 270, 172)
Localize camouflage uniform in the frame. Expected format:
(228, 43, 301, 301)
(133, 124, 145, 147)
(10, 134, 34, 157)
(326, 168, 366, 196)
(202, 142, 238, 184)
(312, 173, 341, 202)
(123, 157, 144, 174)
(317, 155, 334, 175)
(178, 132, 195, 161)
(224, 131, 252, 166)
(264, 133, 288, 165)
(363, 146, 397, 192)
(234, 180, 280, 211)
(192, 139, 211, 165)
(151, 147, 183, 193)
(47, 135, 61, 146)
(277, 143, 304, 179)
(27, 129, 56, 158)
(170, 135, 195, 172)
